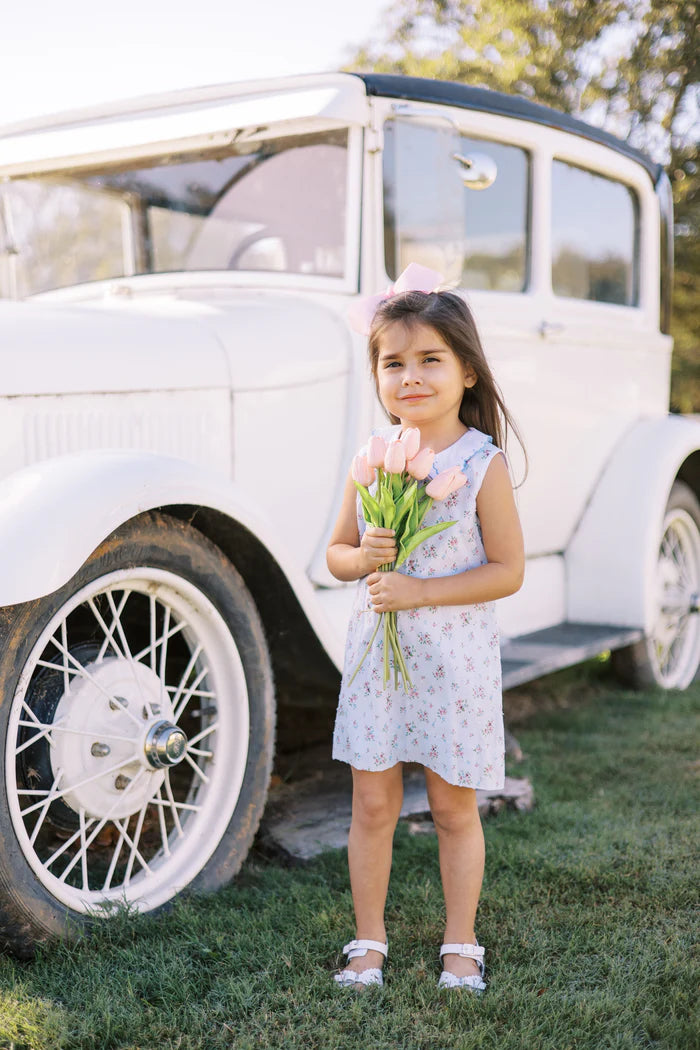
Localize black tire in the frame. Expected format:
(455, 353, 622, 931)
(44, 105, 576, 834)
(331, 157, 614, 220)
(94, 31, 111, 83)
(611, 481, 700, 690)
(0, 511, 275, 958)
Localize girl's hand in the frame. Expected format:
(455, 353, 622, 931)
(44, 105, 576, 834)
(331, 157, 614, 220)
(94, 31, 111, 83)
(366, 570, 424, 613)
(359, 527, 398, 574)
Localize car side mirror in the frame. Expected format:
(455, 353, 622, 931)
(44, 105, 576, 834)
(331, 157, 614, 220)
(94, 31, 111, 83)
(452, 151, 498, 190)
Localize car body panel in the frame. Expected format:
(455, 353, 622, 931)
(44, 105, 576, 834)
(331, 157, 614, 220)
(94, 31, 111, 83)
(566, 414, 700, 632)
(0, 448, 344, 664)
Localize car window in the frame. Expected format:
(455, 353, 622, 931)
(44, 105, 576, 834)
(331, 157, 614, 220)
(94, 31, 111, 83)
(383, 118, 530, 292)
(1, 129, 349, 297)
(551, 160, 639, 305)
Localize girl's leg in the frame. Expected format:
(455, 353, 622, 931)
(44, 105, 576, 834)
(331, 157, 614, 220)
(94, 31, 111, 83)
(424, 767, 485, 979)
(344, 762, 404, 975)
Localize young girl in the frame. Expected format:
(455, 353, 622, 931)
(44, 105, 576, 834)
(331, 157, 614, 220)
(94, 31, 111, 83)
(326, 282, 525, 994)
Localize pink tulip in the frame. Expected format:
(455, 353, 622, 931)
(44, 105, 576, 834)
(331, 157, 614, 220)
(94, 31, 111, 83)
(384, 440, 406, 474)
(367, 435, 387, 468)
(399, 427, 421, 460)
(425, 467, 467, 500)
(406, 446, 435, 480)
(351, 454, 376, 487)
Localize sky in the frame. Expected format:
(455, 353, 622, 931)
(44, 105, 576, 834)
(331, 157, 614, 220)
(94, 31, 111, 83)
(1, 0, 391, 128)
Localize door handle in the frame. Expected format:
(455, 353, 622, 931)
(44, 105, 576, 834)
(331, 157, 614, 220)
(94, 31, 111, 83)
(538, 321, 566, 338)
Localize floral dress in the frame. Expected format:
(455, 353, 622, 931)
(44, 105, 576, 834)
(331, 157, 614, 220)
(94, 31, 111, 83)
(332, 424, 506, 789)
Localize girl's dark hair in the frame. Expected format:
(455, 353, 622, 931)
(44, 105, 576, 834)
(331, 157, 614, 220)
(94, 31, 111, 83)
(368, 289, 528, 485)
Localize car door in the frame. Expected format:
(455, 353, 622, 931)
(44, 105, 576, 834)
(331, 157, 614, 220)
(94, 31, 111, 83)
(367, 104, 668, 638)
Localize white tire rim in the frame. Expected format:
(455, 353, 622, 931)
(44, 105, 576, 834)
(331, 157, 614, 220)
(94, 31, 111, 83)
(6, 568, 250, 915)
(649, 507, 700, 689)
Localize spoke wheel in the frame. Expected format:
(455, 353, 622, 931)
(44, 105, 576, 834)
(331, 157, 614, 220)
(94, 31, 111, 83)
(612, 481, 700, 690)
(0, 512, 274, 955)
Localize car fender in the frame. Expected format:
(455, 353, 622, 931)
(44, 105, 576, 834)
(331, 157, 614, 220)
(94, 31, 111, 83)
(565, 414, 700, 632)
(0, 449, 342, 664)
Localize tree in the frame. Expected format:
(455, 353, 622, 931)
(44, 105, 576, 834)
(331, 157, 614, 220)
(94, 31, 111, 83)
(346, 0, 699, 411)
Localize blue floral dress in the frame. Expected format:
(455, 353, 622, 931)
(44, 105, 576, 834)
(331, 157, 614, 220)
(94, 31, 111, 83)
(332, 424, 506, 789)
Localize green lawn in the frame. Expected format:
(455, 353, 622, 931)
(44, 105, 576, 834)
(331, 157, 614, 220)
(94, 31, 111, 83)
(1, 662, 697, 1050)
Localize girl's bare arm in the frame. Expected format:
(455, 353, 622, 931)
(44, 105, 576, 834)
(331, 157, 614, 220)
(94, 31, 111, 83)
(326, 469, 398, 582)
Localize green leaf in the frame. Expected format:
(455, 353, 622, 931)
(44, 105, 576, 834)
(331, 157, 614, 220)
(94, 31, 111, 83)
(395, 479, 417, 512)
(395, 519, 456, 567)
(416, 493, 433, 530)
(393, 481, 418, 542)
(379, 485, 395, 528)
(353, 481, 381, 527)
(407, 494, 419, 536)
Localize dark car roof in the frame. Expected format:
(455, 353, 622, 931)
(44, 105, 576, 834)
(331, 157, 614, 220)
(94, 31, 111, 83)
(351, 73, 663, 184)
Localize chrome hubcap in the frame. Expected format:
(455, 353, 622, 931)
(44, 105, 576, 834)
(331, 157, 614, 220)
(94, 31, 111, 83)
(144, 721, 188, 769)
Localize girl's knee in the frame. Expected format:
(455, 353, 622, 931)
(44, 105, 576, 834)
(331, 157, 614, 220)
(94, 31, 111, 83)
(352, 792, 401, 828)
(351, 766, 403, 828)
(425, 774, 480, 833)
(429, 801, 480, 834)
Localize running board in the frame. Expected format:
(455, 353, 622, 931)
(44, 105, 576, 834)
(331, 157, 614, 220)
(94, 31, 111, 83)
(501, 622, 645, 690)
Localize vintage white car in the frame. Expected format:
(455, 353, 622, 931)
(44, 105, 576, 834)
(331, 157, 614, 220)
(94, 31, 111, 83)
(0, 72, 698, 954)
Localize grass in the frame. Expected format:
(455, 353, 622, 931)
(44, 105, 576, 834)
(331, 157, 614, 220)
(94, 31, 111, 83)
(0, 660, 697, 1050)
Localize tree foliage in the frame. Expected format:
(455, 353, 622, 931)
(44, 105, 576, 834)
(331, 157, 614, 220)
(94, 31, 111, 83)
(346, 0, 699, 411)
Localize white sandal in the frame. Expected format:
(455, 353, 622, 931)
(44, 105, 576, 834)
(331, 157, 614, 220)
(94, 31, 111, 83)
(438, 940, 487, 993)
(333, 938, 388, 989)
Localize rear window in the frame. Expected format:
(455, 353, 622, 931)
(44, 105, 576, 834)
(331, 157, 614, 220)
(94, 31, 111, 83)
(551, 161, 639, 305)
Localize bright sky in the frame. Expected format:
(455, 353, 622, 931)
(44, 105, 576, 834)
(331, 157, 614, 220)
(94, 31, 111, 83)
(1, 0, 391, 127)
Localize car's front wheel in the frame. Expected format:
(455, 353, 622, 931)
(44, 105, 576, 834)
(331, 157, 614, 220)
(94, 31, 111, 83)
(611, 481, 700, 690)
(0, 511, 274, 957)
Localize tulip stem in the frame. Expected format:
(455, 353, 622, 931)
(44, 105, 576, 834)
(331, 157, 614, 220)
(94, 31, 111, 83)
(387, 611, 412, 691)
(386, 613, 392, 684)
(347, 610, 383, 687)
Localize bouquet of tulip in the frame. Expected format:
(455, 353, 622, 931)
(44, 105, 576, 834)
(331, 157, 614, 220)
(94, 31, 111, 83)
(349, 428, 467, 692)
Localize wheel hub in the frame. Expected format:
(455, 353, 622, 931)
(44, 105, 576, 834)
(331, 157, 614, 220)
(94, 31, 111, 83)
(51, 657, 188, 820)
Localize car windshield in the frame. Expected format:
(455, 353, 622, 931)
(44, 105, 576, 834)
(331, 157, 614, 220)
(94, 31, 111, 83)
(0, 128, 349, 298)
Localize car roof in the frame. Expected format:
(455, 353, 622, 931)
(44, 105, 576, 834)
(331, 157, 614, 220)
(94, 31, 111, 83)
(0, 70, 663, 185)
(352, 72, 664, 184)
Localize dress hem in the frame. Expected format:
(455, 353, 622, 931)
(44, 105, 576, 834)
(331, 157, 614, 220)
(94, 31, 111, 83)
(332, 753, 505, 791)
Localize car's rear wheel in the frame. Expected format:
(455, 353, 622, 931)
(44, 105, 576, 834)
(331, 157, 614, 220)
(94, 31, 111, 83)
(0, 511, 274, 957)
(611, 482, 700, 690)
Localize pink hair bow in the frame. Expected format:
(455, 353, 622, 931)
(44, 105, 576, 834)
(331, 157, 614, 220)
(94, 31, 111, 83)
(347, 262, 444, 336)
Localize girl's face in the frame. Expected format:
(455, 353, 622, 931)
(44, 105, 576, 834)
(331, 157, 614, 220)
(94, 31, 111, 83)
(375, 321, 476, 428)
